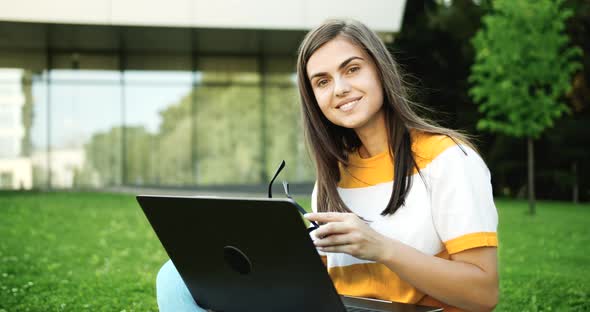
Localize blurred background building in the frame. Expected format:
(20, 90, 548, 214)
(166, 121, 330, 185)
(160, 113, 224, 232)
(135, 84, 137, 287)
(0, 0, 407, 190)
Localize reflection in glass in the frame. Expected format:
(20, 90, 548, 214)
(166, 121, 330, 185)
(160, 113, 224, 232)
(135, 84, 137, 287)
(194, 57, 264, 185)
(0, 54, 316, 190)
(265, 85, 314, 183)
(50, 70, 122, 188)
(0, 69, 33, 189)
(195, 85, 262, 185)
(31, 74, 48, 188)
(125, 71, 193, 186)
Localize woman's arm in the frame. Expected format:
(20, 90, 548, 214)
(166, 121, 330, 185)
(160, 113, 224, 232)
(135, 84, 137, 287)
(306, 212, 499, 312)
(380, 239, 498, 312)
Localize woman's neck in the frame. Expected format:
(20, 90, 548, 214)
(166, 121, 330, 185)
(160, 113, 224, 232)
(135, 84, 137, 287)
(355, 109, 388, 159)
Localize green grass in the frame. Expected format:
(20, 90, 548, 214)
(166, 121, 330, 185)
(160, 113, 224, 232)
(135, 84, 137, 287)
(0, 192, 588, 311)
(494, 199, 590, 311)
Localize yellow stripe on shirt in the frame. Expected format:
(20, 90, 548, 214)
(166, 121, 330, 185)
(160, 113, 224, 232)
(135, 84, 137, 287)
(339, 131, 458, 188)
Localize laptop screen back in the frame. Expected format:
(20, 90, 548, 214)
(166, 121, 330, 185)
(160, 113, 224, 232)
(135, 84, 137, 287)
(137, 195, 345, 312)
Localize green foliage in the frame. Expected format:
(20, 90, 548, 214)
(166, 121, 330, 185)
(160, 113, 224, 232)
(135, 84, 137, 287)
(265, 87, 315, 182)
(1, 192, 589, 311)
(75, 74, 314, 187)
(80, 128, 123, 186)
(192, 85, 263, 184)
(124, 126, 158, 185)
(469, 0, 582, 138)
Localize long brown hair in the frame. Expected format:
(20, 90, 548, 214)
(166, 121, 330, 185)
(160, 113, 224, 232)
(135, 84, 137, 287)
(296, 19, 475, 216)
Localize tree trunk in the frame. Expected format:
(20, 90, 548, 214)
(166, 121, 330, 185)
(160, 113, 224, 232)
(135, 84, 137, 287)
(527, 137, 536, 215)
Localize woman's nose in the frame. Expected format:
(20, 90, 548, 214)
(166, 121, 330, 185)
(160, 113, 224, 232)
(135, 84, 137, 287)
(334, 77, 351, 97)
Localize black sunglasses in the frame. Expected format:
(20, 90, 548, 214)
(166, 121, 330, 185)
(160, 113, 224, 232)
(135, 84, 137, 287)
(268, 160, 319, 232)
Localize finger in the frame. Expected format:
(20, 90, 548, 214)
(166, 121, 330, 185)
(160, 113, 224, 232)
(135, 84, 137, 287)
(318, 245, 354, 255)
(313, 222, 352, 238)
(304, 212, 347, 223)
(314, 233, 355, 247)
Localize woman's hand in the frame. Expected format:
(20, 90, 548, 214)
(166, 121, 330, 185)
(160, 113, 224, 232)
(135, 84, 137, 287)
(304, 212, 393, 262)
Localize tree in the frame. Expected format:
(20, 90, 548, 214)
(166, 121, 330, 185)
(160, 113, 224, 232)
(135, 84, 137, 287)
(80, 127, 123, 186)
(393, 0, 491, 129)
(469, 0, 582, 214)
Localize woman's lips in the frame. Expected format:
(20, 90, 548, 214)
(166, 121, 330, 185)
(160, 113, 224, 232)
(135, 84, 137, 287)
(338, 97, 362, 112)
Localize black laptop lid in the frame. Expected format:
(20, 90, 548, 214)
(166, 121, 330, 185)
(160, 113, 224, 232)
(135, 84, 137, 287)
(137, 195, 345, 312)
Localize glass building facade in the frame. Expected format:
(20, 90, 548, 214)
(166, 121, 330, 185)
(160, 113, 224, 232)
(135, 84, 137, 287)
(0, 22, 315, 189)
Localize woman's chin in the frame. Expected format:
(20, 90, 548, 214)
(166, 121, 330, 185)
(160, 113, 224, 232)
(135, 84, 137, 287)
(334, 118, 367, 130)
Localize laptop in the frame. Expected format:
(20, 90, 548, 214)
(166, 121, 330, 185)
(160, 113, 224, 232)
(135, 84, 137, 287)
(137, 194, 443, 312)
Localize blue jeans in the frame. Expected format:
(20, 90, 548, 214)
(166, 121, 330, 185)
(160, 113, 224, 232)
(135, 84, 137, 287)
(156, 259, 206, 312)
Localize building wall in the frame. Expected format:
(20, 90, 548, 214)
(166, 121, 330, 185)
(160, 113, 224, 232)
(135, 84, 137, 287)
(31, 148, 85, 188)
(0, 0, 406, 32)
(0, 158, 32, 189)
(0, 69, 25, 158)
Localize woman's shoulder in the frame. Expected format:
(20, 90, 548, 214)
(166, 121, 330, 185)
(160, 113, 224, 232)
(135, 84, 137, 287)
(411, 130, 462, 167)
(411, 129, 489, 179)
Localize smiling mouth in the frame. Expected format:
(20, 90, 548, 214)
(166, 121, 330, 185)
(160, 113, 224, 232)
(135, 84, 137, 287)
(337, 97, 362, 112)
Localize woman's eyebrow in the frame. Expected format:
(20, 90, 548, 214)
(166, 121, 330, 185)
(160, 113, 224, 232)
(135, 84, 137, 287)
(309, 56, 364, 81)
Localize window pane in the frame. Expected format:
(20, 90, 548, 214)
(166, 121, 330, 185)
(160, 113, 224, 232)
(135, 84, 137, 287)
(194, 56, 263, 185)
(49, 69, 122, 188)
(124, 71, 193, 186)
(195, 85, 262, 185)
(0, 68, 42, 190)
(199, 57, 260, 84)
(31, 73, 48, 188)
(265, 85, 314, 183)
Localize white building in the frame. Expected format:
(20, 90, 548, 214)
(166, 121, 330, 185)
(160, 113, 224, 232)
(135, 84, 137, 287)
(0, 69, 33, 189)
(0, 0, 406, 32)
(31, 148, 87, 188)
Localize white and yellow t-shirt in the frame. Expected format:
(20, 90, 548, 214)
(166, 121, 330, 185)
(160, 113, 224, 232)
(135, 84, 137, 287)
(311, 131, 498, 312)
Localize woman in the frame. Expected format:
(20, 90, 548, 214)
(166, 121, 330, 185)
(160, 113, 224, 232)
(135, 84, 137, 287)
(299, 19, 498, 312)
(156, 19, 499, 312)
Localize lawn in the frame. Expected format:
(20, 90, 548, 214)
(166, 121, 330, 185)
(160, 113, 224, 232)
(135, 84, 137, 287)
(0, 192, 588, 311)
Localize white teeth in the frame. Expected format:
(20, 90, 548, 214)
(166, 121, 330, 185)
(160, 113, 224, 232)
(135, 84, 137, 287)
(339, 99, 359, 111)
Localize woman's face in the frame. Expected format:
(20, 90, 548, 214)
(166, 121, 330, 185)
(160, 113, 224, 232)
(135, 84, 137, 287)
(306, 36, 384, 131)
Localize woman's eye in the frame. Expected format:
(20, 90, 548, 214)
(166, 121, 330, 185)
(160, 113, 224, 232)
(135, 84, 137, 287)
(317, 79, 328, 87)
(348, 66, 360, 74)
